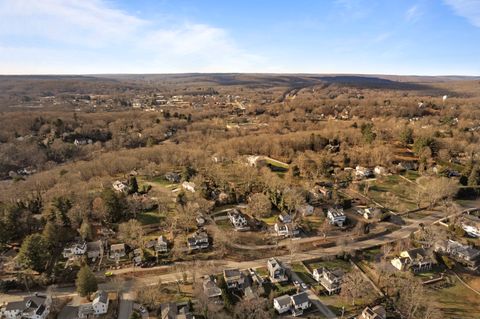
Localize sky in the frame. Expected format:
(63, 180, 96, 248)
(0, 0, 480, 75)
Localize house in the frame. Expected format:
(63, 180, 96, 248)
(223, 268, 245, 290)
(278, 213, 292, 224)
(267, 258, 288, 282)
(314, 267, 343, 295)
(62, 242, 87, 259)
(327, 207, 346, 226)
(203, 276, 222, 298)
(196, 215, 206, 227)
(187, 230, 209, 250)
(109, 243, 126, 259)
(132, 248, 142, 265)
(2, 293, 51, 319)
(228, 210, 250, 231)
(434, 240, 480, 269)
(160, 302, 193, 319)
(291, 292, 311, 316)
(155, 236, 168, 253)
(112, 180, 128, 193)
(461, 214, 480, 238)
(165, 172, 181, 183)
(273, 292, 311, 316)
(273, 295, 292, 314)
(391, 248, 434, 272)
(274, 223, 299, 238)
(181, 181, 195, 193)
(76, 291, 109, 319)
(355, 166, 374, 179)
(297, 204, 314, 217)
(86, 240, 103, 260)
(360, 305, 387, 319)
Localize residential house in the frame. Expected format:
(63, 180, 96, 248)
(360, 305, 387, 319)
(461, 214, 480, 238)
(278, 213, 292, 224)
(391, 248, 434, 272)
(223, 268, 245, 290)
(187, 230, 209, 250)
(77, 291, 109, 319)
(2, 293, 51, 319)
(160, 302, 193, 319)
(434, 240, 480, 269)
(109, 243, 126, 259)
(291, 292, 311, 316)
(327, 207, 347, 226)
(273, 292, 311, 317)
(297, 204, 314, 217)
(62, 242, 87, 259)
(181, 181, 195, 193)
(374, 166, 388, 176)
(314, 267, 343, 295)
(228, 210, 250, 231)
(74, 138, 92, 146)
(267, 258, 288, 282)
(274, 223, 299, 238)
(202, 276, 222, 298)
(155, 236, 168, 253)
(273, 295, 292, 315)
(86, 241, 103, 260)
(362, 207, 383, 220)
(112, 180, 128, 193)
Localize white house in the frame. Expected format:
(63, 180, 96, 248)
(361, 305, 387, 319)
(2, 293, 51, 319)
(313, 268, 343, 295)
(155, 236, 168, 253)
(391, 248, 434, 273)
(187, 230, 209, 250)
(278, 213, 292, 224)
(274, 223, 299, 238)
(267, 258, 288, 282)
(462, 223, 480, 238)
(355, 166, 374, 179)
(62, 242, 87, 259)
(228, 210, 249, 231)
(91, 291, 109, 315)
(374, 166, 388, 176)
(327, 207, 346, 226)
(273, 295, 291, 314)
(273, 292, 311, 316)
(182, 181, 196, 193)
(112, 180, 128, 193)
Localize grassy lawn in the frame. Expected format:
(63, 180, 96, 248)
(306, 259, 352, 272)
(318, 294, 371, 317)
(137, 210, 163, 225)
(259, 214, 278, 226)
(401, 170, 420, 181)
(255, 266, 269, 278)
(366, 174, 418, 212)
(430, 276, 480, 319)
(291, 262, 317, 285)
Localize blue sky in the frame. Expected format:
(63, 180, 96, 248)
(0, 0, 479, 75)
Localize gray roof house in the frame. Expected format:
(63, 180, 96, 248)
(273, 292, 311, 317)
(2, 293, 51, 319)
(202, 276, 222, 298)
(313, 267, 343, 295)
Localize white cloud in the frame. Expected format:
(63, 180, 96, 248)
(405, 5, 422, 22)
(444, 0, 480, 27)
(0, 0, 265, 73)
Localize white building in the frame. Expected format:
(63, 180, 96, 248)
(327, 207, 346, 226)
(62, 242, 87, 259)
(2, 293, 51, 319)
(273, 292, 311, 316)
(182, 181, 196, 193)
(112, 181, 128, 193)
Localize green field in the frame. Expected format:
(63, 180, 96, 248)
(291, 262, 317, 285)
(306, 258, 352, 272)
(137, 210, 163, 225)
(366, 174, 418, 212)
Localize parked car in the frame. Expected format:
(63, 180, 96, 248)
(105, 271, 114, 277)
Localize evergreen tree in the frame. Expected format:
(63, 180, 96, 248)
(128, 176, 139, 194)
(17, 234, 49, 272)
(76, 265, 98, 297)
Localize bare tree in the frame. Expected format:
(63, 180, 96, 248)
(340, 270, 370, 306)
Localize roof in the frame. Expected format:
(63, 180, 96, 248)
(223, 268, 242, 279)
(110, 243, 125, 251)
(87, 240, 102, 251)
(274, 295, 291, 308)
(5, 301, 25, 311)
(93, 290, 108, 304)
(57, 305, 80, 319)
(291, 292, 309, 305)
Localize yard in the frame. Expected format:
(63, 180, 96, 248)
(137, 210, 163, 225)
(429, 275, 480, 319)
(305, 258, 352, 273)
(364, 174, 419, 212)
(290, 262, 317, 285)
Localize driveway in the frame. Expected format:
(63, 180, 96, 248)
(289, 268, 337, 319)
(118, 294, 133, 319)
